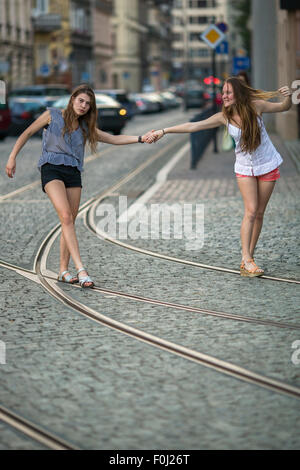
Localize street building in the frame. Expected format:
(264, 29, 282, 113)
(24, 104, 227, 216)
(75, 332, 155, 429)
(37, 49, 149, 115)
(252, 0, 300, 139)
(0, 0, 34, 91)
(145, 0, 173, 91)
(32, 0, 73, 87)
(171, 0, 229, 84)
(111, 0, 148, 91)
(111, 0, 173, 92)
(92, 0, 114, 89)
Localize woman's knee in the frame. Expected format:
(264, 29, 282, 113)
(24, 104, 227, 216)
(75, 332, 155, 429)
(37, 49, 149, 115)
(244, 207, 258, 222)
(255, 209, 265, 221)
(59, 210, 74, 226)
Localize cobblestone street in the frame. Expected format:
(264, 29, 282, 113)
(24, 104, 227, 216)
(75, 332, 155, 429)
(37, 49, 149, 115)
(0, 109, 299, 450)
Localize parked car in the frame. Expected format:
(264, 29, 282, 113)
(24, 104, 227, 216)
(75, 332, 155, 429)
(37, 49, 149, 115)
(95, 89, 137, 119)
(129, 93, 160, 114)
(144, 92, 166, 112)
(0, 101, 11, 140)
(8, 97, 47, 136)
(159, 91, 181, 109)
(52, 93, 128, 135)
(183, 88, 205, 110)
(9, 85, 70, 107)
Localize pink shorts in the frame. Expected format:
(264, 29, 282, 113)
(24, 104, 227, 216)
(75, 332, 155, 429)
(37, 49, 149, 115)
(236, 167, 280, 181)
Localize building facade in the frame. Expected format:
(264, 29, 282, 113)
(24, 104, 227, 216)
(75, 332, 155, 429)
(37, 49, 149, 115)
(0, 0, 34, 91)
(146, 0, 173, 91)
(252, 0, 300, 138)
(111, 0, 148, 91)
(92, 0, 114, 89)
(276, 1, 300, 139)
(32, 0, 72, 87)
(171, 0, 229, 84)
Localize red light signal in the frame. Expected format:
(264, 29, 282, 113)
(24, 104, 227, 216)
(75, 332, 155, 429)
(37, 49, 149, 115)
(203, 76, 221, 85)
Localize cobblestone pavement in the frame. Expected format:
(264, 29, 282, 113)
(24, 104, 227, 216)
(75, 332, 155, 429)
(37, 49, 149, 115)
(0, 111, 299, 450)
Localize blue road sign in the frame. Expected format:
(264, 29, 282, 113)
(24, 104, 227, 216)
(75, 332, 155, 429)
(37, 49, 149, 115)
(233, 57, 250, 75)
(40, 63, 50, 77)
(216, 22, 228, 33)
(215, 41, 228, 54)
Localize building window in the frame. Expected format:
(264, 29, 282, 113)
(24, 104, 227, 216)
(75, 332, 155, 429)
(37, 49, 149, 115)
(173, 32, 183, 41)
(189, 1, 208, 7)
(37, 0, 49, 14)
(189, 16, 208, 24)
(188, 0, 218, 6)
(70, 5, 90, 33)
(174, 0, 183, 7)
(189, 48, 210, 57)
(189, 32, 201, 41)
(173, 49, 183, 58)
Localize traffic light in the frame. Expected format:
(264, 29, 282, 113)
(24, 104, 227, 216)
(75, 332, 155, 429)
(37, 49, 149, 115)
(203, 76, 220, 85)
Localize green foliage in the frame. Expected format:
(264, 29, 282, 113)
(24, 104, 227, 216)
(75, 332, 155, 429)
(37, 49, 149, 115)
(229, 0, 251, 56)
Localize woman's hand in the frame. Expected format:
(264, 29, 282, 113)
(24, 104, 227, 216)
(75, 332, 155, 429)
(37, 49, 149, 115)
(278, 86, 292, 98)
(144, 129, 164, 143)
(6, 156, 16, 178)
(142, 130, 157, 143)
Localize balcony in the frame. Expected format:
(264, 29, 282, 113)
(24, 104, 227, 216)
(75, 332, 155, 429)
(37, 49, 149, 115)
(95, 0, 113, 14)
(32, 13, 62, 32)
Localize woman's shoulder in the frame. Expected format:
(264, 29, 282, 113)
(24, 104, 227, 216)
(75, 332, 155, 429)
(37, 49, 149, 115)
(251, 100, 264, 116)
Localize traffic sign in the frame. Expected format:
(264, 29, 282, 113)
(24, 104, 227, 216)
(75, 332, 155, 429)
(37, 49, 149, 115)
(233, 57, 250, 75)
(216, 22, 228, 33)
(40, 63, 50, 77)
(200, 24, 226, 49)
(215, 40, 228, 55)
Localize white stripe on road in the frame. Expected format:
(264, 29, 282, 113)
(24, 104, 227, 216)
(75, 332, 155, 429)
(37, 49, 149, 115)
(118, 141, 190, 223)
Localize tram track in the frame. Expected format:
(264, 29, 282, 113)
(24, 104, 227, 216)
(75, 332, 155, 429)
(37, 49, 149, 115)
(1, 132, 300, 449)
(86, 186, 300, 286)
(0, 405, 79, 450)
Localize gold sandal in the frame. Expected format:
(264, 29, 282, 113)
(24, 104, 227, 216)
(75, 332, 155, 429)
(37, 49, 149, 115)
(240, 258, 264, 277)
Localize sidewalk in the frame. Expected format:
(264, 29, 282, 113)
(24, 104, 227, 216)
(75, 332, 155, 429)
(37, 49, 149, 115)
(151, 130, 300, 202)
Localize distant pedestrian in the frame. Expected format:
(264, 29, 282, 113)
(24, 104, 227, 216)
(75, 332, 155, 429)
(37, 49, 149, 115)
(237, 70, 251, 86)
(6, 84, 154, 287)
(147, 77, 292, 277)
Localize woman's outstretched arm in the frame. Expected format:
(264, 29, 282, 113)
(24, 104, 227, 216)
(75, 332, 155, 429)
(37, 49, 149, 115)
(96, 128, 155, 145)
(253, 86, 292, 114)
(147, 112, 225, 142)
(6, 110, 51, 178)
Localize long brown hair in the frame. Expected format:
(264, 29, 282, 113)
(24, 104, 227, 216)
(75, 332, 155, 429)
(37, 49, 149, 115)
(222, 77, 278, 153)
(62, 84, 98, 154)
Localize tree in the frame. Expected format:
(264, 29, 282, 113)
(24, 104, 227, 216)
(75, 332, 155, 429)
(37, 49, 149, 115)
(229, 0, 251, 57)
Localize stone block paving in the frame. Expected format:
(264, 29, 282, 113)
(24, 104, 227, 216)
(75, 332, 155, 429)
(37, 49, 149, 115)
(0, 115, 300, 450)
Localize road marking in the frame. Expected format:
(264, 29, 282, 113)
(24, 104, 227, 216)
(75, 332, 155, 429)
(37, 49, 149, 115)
(118, 141, 190, 223)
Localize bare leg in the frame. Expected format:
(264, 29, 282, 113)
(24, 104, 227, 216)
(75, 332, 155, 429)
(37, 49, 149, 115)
(249, 179, 276, 257)
(236, 176, 263, 273)
(59, 187, 82, 274)
(45, 180, 92, 285)
(237, 177, 258, 257)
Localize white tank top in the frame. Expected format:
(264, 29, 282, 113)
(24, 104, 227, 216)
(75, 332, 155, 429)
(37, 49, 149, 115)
(227, 117, 283, 176)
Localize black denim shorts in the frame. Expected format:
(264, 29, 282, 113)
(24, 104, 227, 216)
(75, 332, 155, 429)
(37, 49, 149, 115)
(41, 163, 82, 193)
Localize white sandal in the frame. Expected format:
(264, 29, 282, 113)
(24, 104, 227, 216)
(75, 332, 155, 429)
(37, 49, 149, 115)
(77, 267, 94, 288)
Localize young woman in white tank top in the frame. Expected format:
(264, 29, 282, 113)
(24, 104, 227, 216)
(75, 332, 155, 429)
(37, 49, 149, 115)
(147, 77, 292, 277)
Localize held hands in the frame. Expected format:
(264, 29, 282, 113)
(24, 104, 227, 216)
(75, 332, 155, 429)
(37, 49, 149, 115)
(278, 86, 292, 98)
(143, 129, 165, 144)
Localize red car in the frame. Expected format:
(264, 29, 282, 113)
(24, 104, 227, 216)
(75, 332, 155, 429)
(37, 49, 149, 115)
(0, 101, 11, 140)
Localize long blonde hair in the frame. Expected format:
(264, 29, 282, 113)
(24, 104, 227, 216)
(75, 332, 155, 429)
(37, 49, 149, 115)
(222, 77, 278, 153)
(62, 84, 98, 154)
